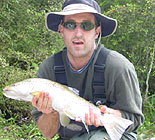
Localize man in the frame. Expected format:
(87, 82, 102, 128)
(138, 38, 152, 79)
(31, 0, 144, 139)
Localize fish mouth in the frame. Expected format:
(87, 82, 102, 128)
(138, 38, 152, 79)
(2, 88, 23, 101)
(2, 88, 15, 97)
(3, 88, 10, 93)
(3, 89, 11, 96)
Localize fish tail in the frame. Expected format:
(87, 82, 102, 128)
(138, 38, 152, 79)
(100, 114, 133, 140)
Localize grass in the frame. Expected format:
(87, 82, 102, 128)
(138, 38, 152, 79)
(0, 115, 59, 140)
(138, 119, 155, 140)
(0, 97, 154, 140)
(0, 114, 154, 140)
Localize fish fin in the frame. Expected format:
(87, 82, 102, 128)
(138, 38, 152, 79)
(31, 91, 42, 97)
(81, 118, 89, 134)
(63, 110, 76, 120)
(59, 112, 70, 127)
(63, 85, 79, 96)
(66, 87, 79, 96)
(60, 110, 77, 127)
(100, 113, 133, 140)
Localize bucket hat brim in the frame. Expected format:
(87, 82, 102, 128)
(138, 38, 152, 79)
(46, 4, 117, 38)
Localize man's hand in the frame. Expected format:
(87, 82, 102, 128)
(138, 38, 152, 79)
(100, 105, 122, 117)
(80, 105, 122, 127)
(85, 108, 102, 127)
(32, 92, 54, 114)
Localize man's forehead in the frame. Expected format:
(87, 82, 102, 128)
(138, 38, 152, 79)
(64, 12, 95, 21)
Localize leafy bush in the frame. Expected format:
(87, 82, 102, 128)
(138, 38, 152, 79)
(0, 114, 59, 140)
(0, 0, 64, 139)
(101, 1, 154, 138)
(0, 56, 35, 121)
(102, 0, 154, 99)
(0, 0, 154, 139)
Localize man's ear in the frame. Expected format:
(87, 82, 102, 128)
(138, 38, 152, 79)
(95, 26, 101, 39)
(58, 24, 64, 37)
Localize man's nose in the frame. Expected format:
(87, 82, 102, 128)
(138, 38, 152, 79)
(74, 25, 83, 37)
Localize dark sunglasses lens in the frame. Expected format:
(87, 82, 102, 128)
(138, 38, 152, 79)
(81, 21, 95, 31)
(63, 21, 76, 30)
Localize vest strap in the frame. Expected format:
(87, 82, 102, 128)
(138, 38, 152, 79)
(54, 51, 67, 85)
(92, 47, 110, 106)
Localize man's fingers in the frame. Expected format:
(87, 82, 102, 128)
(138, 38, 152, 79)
(89, 108, 94, 125)
(100, 105, 122, 117)
(84, 108, 103, 127)
(32, 96, 38, 107)
(100, 106, 106, 113)
(94, 114, 101, 127)
(85, 108, 96, 126)
(41, 92, 50, 109)
(37, 92, 44, 110)
(32, 92, 53, 114)
(46, 95, 52, 109)
(85, 113, 91, 125)
(101, 106, 113, 114)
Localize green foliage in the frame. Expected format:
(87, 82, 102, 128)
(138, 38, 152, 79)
(138, 95, 155, 139)
(96, 0, 148, 12)
(0, 114, 59, 140)
(101, 0, 154, 96)
(0, 0, 154, 139)
(0, 57, 35, 123)
(0, 0, 64, 139)
(101, 1, 155, 138)
(0, 0, 64, 59)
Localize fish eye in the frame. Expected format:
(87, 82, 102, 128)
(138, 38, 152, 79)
(10, 84, 16, 87)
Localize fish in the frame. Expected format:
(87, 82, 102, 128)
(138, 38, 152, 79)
(3, 78, 133, 140)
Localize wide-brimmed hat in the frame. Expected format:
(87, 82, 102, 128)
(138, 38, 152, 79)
(46, 0, 117, 38)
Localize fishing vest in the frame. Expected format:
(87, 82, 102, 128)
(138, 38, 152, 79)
(54, 47, 111, 139)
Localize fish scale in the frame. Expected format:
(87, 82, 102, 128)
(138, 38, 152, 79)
(3, 78, 133, 140)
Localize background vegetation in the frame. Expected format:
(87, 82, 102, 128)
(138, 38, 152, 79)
(0, 0, 154, 139)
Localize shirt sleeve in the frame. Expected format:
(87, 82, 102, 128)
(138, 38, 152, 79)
(105, 51, 144, 132)
(31, 108, 43, 122)
(113, 66, 144, 132)
(37, 55, 55, 80)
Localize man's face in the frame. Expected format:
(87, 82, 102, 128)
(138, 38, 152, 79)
(59, 13, 100, 59)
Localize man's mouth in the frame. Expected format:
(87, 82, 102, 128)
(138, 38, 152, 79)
(72, 41, 84, 45)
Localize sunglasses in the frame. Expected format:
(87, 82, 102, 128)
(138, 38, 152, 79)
(62, 20, 95, 31)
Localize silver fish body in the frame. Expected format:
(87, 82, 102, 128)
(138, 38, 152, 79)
(3, 78, 133, 140)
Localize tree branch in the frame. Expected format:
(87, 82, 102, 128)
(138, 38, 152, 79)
(144, 45, 155, 103)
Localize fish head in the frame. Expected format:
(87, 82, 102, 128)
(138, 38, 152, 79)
(2, 80, 34, 102)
